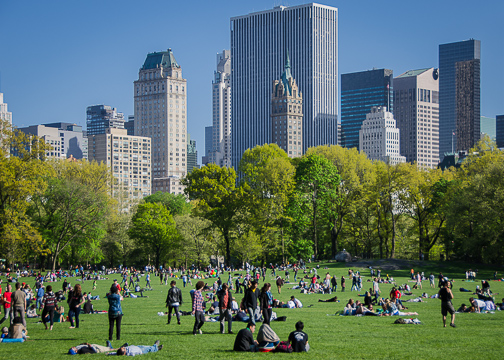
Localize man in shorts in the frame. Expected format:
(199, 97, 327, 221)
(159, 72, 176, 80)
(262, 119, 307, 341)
(438, 281, 455, 328)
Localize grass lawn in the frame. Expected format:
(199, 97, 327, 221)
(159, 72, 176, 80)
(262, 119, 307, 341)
(5, 260, 504, 359)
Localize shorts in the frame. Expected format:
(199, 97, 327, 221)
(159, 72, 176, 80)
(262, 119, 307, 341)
(441, 301, 455, 316)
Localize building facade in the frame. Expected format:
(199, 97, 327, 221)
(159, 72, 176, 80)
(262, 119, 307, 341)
(187, 136, 198, 173)
(209, 50, 232, 167)
(271, 52, 303, 158)
(88, 128, 151, 209)
(480, 116, 496, 141)
(455, 59, 480, 151)
(202, 125, 212, 166)
(231, 3, 338, 168)
(359, 106, 405, 165)
(86, 105, 125, 136)
(0, 93, 12, 126)
(439, 39, 481, 158)
(393, 68, 440, 168)
(496, 115, 504, 148)
(125, 115, 135, 136)
(18, 124, 88, 160)
(341, 69, 393, 150)
(134, 49, 187, 194)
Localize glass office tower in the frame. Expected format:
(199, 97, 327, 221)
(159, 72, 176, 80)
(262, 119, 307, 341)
(231, 3, 338, 168)
(439, 39, 480, 158)
(341, 69, 393, 150)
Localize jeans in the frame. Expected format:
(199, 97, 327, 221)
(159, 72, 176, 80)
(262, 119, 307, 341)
(69, 306, 81, 328)
(247, 307, 257, 325)
(219, 308, 232, 333)
(168, 305, 180, 323)
(36, 297, 43, 310)
(137, 345, 158, 354)
(109, 314, 122, 340)
(193, 310, 204, 334)
(0, 307, 11, 325)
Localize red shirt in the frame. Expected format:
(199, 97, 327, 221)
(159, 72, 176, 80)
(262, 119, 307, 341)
(2, 291, 12, 309)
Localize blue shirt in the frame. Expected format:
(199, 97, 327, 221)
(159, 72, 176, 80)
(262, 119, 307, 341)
(37, 287, 45, 298)
(107, 293, 122, 316)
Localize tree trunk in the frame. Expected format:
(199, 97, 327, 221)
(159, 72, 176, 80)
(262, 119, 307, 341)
(224, 228, 231, 267)
(313, 196, 318, 259)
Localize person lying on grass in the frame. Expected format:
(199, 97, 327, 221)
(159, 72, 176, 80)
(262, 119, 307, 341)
(382, 299, 418, 316)
(68, 342, 116, 355)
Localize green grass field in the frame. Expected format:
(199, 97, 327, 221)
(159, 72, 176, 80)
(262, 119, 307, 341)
(5, 260, 504, 359)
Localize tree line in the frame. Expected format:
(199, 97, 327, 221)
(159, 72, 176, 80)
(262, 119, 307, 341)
(1, 118, 503, 269)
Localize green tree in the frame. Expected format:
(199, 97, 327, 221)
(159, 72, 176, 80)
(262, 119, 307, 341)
(129, 202, 178, 269)
(181, 164, 244, 266)
(0, 120, 52, 266)
(144, 191, 191, 216)
(239, 144, 295, 263)
(294, 153, 340, 258)
(307, 145, 374, 258)
(30, 160, 113, 271)
(101, 212, 134, 267)
(176, 213, 214, 268)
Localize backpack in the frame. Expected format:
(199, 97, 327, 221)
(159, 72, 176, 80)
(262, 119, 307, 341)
(274, 341, 293, 353)
(274, 316, 287, 321)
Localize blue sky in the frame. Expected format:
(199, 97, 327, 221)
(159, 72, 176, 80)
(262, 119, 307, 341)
(1, 0, 502, 161)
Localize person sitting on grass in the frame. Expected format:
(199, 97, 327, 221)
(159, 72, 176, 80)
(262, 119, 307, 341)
(68, 342, 116, 355)
(112, 340, 163, 356)
(288, 321, 309, 352)
(233, 322, 258, 352)
(382, 299, 418, 316)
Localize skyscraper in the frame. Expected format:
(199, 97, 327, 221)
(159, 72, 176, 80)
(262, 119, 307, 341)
(0, 93, 12, 126)
(480, 116, 496, 141)
(359, 106, 405, 165)
(187, 136, 198, 173)
(86, 105, 125, 136)
(210, 50, 231, 167)
(455, 59, 480, 151)
(439, 39, 480, 157)
(496, 115, 504, 148)
(271, 52, 303, 158)
(341, 69, 393, 150)
(134, 49, 187, 195)
(202, 125, 212, 166)
(231, 3, 338, 168)
(394, 68, 440, 168)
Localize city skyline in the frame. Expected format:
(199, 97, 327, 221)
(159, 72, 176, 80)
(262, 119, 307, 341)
(0, 1, 502, 163)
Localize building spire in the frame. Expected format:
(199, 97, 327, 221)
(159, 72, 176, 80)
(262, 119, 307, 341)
(280, 49, 293, 95)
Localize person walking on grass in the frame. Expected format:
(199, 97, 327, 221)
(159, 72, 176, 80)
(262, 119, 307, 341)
(68, 284, 84, 329)
(192, 281, 205, 335)
(166, 281, 182, 325)
(106, 284, 123, 341)
(145, 273, 152, 289)
(276, 276, 284, 294)
(438, 280, 456, 328)
(244, 281, 259, 325)
(41, 285, 57, 330)
(217, 284, 233, 334)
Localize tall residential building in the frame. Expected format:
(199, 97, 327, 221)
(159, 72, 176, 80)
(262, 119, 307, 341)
(86, 105, 125, 136)
(187, 136, 198, 173)
(202, 125, 212, 166)
(359, 106, 405, 165)
(231, 3, 338, 168)
(89, 128, 151, 210)
(209, 50, 231, 167)
(341, 69, 393, 150)
(271, 52, 303, 158)
(497, 115, 504, 148)
(394, 68, 440, 168)
(43, 122, 88, 160)
(439, 39, 480, 157)
(455, 59, 480, 151)
(134, 49, 187, 195)
(480, 116, 496, 140)
(17, 124, 87, 160)
(0, 93, 12, 126)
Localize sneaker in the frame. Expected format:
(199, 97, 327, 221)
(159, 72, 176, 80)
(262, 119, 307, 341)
(158, 345, 164, 351)
(106, 340, 113, 348)
(229, 331, 234, 334)
(199, 329, 203, 335)
(450, 323, 456, 328)
(154, 340, 160, 347)
(178, 321, 181, 325)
